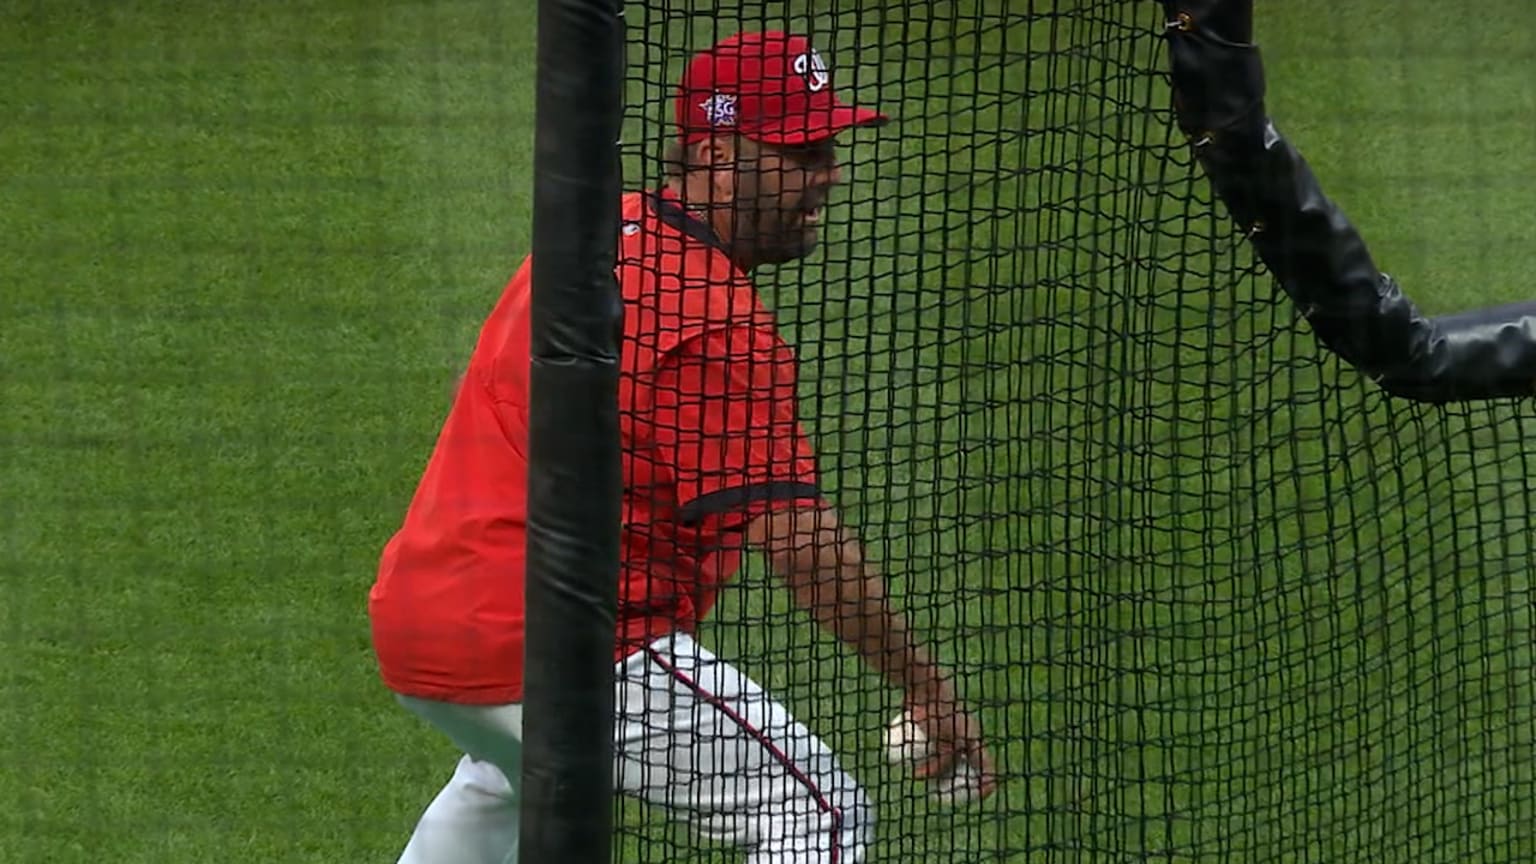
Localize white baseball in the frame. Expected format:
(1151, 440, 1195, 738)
(882, 710, 984, 807)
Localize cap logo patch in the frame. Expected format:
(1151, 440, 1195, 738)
(700, 93, 738, 126)
(793, 49, 829, 92)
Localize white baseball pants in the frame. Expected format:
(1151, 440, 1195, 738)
(393, 631, 873, 864)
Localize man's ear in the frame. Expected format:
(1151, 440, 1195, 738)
(695, 135, 738, 205)
(686, 135, 735, 173)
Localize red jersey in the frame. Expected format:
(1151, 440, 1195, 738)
(369, 188, 823, 705)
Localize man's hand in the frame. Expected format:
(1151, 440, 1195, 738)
(904, 675, 997, 797)
(743, 504, 999, 800)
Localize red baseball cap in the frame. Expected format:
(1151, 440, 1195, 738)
(675, 30, 887, 146)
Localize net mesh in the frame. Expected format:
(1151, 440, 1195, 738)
(4, 1, 1534, 863)
(615, 1, 1536, 862)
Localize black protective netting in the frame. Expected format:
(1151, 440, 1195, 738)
(608, 2, 1536, 862)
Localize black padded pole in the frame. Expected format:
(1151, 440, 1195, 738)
(1162, 0, 1536, 404)
(521, 0, 625, 860)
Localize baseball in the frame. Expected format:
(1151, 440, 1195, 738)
(882, 710, 984, 807)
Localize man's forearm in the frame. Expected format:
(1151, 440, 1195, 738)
(746, 506, 993, 789)
(788, 533, 949, 700)
(747, 506, 951, 699)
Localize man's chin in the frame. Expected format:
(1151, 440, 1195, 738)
(758, 234, 818, 265)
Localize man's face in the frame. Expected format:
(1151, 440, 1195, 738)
(724, 137, 843, 266)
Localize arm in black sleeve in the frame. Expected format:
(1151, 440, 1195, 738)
(1159, 0, 1536, 404)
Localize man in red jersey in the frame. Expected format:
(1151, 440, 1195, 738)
(369, 29, 997, 864)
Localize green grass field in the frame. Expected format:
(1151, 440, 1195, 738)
(4, 1, 1534, 862)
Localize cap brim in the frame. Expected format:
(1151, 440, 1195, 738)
(747, 102, 889, 145)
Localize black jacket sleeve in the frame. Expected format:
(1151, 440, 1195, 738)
(1160, 0, 1536, 404)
